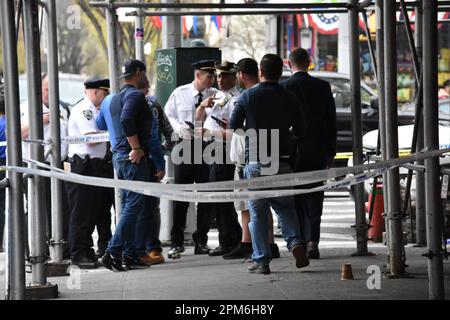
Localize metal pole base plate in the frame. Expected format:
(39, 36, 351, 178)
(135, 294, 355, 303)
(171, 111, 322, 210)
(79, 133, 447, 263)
(351, 251, 376, 257)
(46, 262, 71, 277)
(385, 272, 414, 279)
(25, 283, 58, 300)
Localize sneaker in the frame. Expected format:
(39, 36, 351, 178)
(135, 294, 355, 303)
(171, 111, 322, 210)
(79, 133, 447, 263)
(307, 241, 320, 259)
(100, 251, 124, 272)
(123, 254, 151, 270)
(168, 246, 184, 259)
(223, 242, 252, 260)
(139, 251, 165, 266)
(292, 244, 309, 269)
(270, 243, 280, 259)
(247, 262, 270, 275)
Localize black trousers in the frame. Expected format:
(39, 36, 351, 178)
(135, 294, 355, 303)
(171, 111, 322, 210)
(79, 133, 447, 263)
(209, 161, 242, 248)
(66, 156, 114, 260)
(294, 159, 326, 243)
(0, 158, 5, 249)
(171, 139, 212, 247)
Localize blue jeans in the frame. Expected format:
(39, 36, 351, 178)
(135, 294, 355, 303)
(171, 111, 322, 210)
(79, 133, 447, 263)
(108, 152, 151, 257)
(245, 162, 302, 264)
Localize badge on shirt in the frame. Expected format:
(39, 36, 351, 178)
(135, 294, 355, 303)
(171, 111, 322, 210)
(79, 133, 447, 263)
(83, 110, 93, 120)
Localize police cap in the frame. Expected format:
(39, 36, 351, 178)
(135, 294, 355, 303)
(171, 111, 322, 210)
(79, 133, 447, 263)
(84, 78, 110, 91)
(192, 60, 216, 74)
(214, 61, 238, 75)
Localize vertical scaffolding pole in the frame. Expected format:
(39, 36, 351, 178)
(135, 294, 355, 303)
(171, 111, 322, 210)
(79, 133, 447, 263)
(134, 0, 145, 61)
(348, 0, 368, 255)
(422, 0, 445, 300)
(276, 16, 283, 56)
(384, 0, 405, 276)
(375, 0, 389, 241)
(1, 0, 26, 301)
(46, 0, 64, 263)
(414, 2, 427, 246)
(160, 0, 181, 242)
(106, 0, 120, 93)
(23, 0, 47, 285)
(106, 0, 121, 220)
(162, 0, 182, 48)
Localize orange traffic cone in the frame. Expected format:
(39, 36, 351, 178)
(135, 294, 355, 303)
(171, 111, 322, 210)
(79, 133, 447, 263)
(367, 184, 385, 242)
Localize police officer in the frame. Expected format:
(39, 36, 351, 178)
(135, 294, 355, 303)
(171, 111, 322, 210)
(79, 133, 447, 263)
(66, 78, 113, 269)
(165, 59, 218, 257)
(195, 61, 242, 256)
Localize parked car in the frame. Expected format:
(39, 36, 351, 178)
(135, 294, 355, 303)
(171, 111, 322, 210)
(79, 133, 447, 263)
(281, 70, 416, 158)
(347, 104, 450, 202)
(19, 73, 86, 107)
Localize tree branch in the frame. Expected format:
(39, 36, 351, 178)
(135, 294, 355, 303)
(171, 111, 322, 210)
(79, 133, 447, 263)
(77, 0, 108, 59)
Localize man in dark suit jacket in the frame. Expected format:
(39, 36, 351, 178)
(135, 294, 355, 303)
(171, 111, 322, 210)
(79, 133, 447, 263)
(282, 47, 337, 259)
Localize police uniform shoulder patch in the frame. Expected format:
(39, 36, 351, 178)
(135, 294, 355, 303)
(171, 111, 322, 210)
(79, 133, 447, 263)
(83, 109, 93, 120)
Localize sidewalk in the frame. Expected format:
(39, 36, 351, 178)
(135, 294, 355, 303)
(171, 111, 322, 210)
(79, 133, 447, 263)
(1, 243, 449, 300)
(1, 191, 449, 300)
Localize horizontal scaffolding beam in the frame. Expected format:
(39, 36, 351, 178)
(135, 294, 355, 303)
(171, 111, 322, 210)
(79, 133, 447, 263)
(125, 9, 349, 17)
(89, 1, 450, 10)
(89, 1, 351, 9)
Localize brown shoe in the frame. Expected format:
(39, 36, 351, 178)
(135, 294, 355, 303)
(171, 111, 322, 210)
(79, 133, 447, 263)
(139, 251, 165, 266)
(292, 244, 310, 269)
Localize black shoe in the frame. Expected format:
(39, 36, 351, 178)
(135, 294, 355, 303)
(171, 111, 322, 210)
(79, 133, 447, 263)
(87, 249, 98, 263)
(168, 246, 185, 259)
(100, 251, 124, 272)
(307, 241, 320, 259)
(71, 257, 98, 269)
(194, 243, 210, 255)
(95, 249, 106, 259)
(270, 243, 280, 259)
(247, 262, 270, 275)
(292, 244, 310, 269)
(123, 254, 151, 270)
(209, 246, 234, 256)
(223, 242, 252, 259)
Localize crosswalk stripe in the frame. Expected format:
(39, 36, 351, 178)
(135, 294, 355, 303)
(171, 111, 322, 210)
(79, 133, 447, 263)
(321, 222, 353, 228)
(321, 214, 356, 220)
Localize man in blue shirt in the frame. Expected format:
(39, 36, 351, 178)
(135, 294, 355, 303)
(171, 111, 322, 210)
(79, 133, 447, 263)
(99, 59, 165, 271)
(97, 82, 165, 266)
(230, 54, 308, 275)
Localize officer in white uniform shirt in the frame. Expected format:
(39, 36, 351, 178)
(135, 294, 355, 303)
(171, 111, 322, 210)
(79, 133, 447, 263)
(164, 59, 217, 258)
(195, 61, 243, 257)
(66, 78, 114, 269)
(20, 73, 69, 162)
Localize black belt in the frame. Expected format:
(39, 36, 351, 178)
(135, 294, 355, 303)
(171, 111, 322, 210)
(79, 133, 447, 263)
(68, 155, 110, 170)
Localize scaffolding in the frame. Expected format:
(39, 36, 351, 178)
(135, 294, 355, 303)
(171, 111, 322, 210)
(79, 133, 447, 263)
(0, 0, 448, 300)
